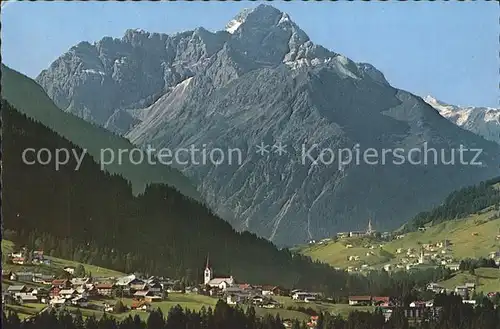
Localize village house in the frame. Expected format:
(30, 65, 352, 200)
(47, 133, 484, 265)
(95, 283, 114, 296)
(226, 294, 243, 305)
(348, 296, 372, 306)
(446, 263, 460, 271)
(337, 232, 349, 239)
(145, 295, 162, 303)
(427, 283, 444, 293)
(50, 297, 69, 307)
(225, 286, 248, 295)
(59, 288, 77, 299)
(31, 288, 49, 303)
(7, 285, 27, 296)
(115, 274, 136, 286)
(455, 286, 469, 298)
(381, 232, 392, 239)
(14, 272, 35, 282)
(2, 270, 12, 279)
(49, 287, 61, 298)
(71, 296, 89, 307)
(71, 277, 91, 286)
(304, 295, 317, 303)
(465, 283, 476, 291)
(10, 251, 24, 258)
(261, 285, 276, 296)
(64, 267, 76, 275)
(462, 299, 477, 306)
(11, 257, 26, 265)
(292, 291, 320, 301)
(33, 273, 55, 284)
(18, 294, 40, 304)
(129, 278, 147, 292)
(131, 300, 151, 311)
(52, 279, 71, 289)
(146, 281, 163, 296)
(32, 250, 44, 260)
(372, 297, 391, 307)
(133, 290, 155, 300)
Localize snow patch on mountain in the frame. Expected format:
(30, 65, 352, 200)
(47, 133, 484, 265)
(425, 95, 500, 145)
(226, 20, 243, 34)
(82, 69, 105, 75)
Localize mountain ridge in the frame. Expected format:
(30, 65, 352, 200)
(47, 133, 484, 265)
(34, 5, 500, 246)
(424, 95, 500, 145)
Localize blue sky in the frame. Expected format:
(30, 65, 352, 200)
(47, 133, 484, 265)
(1, 0, 498, 107)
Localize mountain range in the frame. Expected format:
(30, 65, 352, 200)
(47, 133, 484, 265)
(424, 95, 500, 146)
(33, 4, 500, 246)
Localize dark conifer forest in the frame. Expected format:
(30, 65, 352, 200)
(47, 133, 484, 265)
(406, 177, 500, 231)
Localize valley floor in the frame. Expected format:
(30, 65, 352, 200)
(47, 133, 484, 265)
(1, 240, 374, 323)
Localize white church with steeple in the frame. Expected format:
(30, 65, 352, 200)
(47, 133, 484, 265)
(203, 255, 234, 290)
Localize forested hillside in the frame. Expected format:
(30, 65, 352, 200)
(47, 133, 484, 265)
(404, 177, 500, 231)
(2, 99, 344, 294)
(1, 64, 199, 199)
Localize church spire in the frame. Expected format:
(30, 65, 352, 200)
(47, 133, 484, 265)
(204, 253, 213, 285)
(367, 218, 374, 235)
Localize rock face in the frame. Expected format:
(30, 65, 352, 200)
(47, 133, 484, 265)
(425, 95, 500, 145)
(104, 109, 140, 135)
(37, 26, 229, 126)
(37, 5, 500, 246)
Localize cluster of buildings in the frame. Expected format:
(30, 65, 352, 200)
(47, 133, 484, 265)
(348, 295, 441, 324)
(203, 258, 292, 308)
(336, 219, 385, 239)
(7, 249, 50, 266)
(348, 296, 391, 307)
(2, 268, 178, 311)
(386, 239, 460, 272)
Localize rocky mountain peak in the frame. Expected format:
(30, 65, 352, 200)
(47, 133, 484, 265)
(425, 95, 500, 145)
(35, 5, 500, 246)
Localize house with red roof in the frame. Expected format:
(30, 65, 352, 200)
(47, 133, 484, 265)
(348, 296, 372, 306)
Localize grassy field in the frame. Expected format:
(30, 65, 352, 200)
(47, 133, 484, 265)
(4, 303, 47, 320)
(299, 238, 391, 269)
(30, 294, 371, 322)
(121, 293, 218, 314)
(273, 296, 375, 317)
(1, 239, 124, 278)
(299, 209, 500, 270)
(439, 267, 500, 293)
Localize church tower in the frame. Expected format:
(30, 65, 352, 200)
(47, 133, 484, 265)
(366, 218, 374, 235)
(204, 254, 213, 285)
